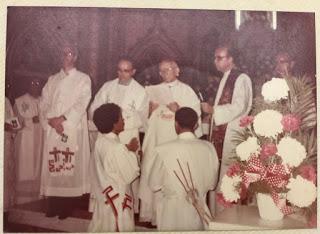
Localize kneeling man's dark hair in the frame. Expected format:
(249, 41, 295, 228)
(93, 103, 121, 134)
(175, 107, 198, 130)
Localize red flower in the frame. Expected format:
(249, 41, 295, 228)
(260, 143, 277, 160)
(281, 114, 301, 132)
(226, 163, 241, 177)
(239, 116, 254, 127)
(216, 192, 233, 208)
(299, 165, 317, 184)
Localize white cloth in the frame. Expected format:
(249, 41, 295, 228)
(14, 93, 43, 182)
(148, 132, 219, 231)
(139, 80, 202, 223)
(88, 132, 139, 232)
(210, 70, 252, 214)
(4, 97, 16, 211)
(88, 77, 148, 212)
(39, 68, 91, 197)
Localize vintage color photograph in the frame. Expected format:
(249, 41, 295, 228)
(3, 2, 317, 232)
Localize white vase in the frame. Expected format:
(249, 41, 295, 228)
(256, 193, 285, 221)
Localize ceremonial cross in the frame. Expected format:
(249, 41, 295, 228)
(49, 147, 61, 162)
(122, 194, 133, 211)
(61, 147, 74, 163)
(102, 185, 120, 231)
(128, 101, 136, 111)
(21, 102, 29, 112)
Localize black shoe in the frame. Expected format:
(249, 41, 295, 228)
(58, 214, 69, 220)
(45, 212, 57, 218)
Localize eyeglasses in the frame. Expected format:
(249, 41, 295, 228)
(118, 69, 133, 73)
(214, 55, 228, 61)
(159, 67, 174, 74)
(31, 81, 40, 86)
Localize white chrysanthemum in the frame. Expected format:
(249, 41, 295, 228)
(253, 110, 283, 137)
(220, 175, 242, 202)
(261, 78, 289, 102)
(287, 176, 317, 207)
(236, 137, 260, 161)
(277, 136, 307, 167)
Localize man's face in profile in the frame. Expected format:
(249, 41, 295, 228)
(275, 53, 294, 77)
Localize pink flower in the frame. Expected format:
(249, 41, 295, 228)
(240, 116, 254, 127)
(307, 213, 317, 228)
(216, 192, 233, 208)
(281, 114, 301, 132)
(226, 163, 241, 177)
(260, 143, 277, 159)
(299, 165, 317, 184)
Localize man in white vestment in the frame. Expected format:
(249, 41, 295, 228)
(88, 103, 140, 232)
(201, 45, 252, 214)
(148, 107, 219, 231)
(139, 59, 202, 224)
(39, 44, 91, 219)
(14, 78, 43, 204)
(89, 59, 148, 213)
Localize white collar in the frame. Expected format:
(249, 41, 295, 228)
(102, 132, 120, 141)
(117, 78, 133, 86)
(165, 79, 179, 88)
(61, 68, 77, 77)
(223, 70, 231, 79)
(178, 132, 196, 140)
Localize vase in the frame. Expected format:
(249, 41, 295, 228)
(256, 193, 285, 221)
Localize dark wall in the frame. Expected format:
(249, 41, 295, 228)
(6, 7, 315, 101)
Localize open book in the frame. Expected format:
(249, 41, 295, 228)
(145, 84, 174, 105)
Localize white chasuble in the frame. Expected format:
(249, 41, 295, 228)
(39, 68, 91, 197)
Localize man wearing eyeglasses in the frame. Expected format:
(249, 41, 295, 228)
(201, 45, 252, 215)
(89, 59, 148, 214)
(39, 44, 92, 219)
(139, 59, 203, 225)
(14, 78, 43, 205)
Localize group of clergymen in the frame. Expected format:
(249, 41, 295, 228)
(4, 43, 297, 231)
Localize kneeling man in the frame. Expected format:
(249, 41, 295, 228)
(88, 103, 140, 232)
(148, 107, 219, 231)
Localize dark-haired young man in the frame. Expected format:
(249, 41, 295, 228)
(148, 107, 219, 231)
(88, 103, 140, 232)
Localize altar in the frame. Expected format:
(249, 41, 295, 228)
(208, 205, 307, 231)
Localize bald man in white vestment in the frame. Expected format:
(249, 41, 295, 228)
(148, 107, 218, 231)
(39, 45, 91, 219)
(139, 59, 203, 224)
(89, 59, 148, 213)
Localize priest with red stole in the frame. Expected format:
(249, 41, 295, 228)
(201, 45, 252, 214)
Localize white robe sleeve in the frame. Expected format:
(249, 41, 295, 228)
(89, 82, 110, 119)
(148, 153, 165, 192)
(186, 86, 202, 118)
(64, 76, 91, 127)
(114, 144, 140, 185)
(214, 74, 252, 126)
(136, 93, 149, 131)
(39, 77, 53, 130)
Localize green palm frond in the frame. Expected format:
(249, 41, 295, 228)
(285, 76, 317, 130)
(232, 129, 250, 146)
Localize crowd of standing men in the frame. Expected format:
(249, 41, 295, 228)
(4, 42, 260, 231)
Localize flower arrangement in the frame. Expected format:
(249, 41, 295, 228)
(217, 77, 317, 227)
